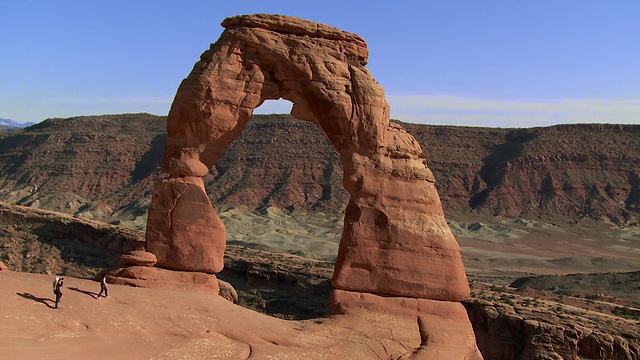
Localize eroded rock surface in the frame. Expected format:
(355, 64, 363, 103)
(465, 299, 640, 360)
(1, 271, 475, 360)
(332, 289, 483, 359)
(107, 266, 220, 294)
(145, 176, 225, 273)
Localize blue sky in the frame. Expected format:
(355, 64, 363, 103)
(1, 1, 639, 127)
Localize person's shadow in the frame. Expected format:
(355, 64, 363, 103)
(16, 292, 55, 309)
(68, 287, 98, 299)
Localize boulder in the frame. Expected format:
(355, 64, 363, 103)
(217, 279, 238, 303)
(120, 250, 157, 267)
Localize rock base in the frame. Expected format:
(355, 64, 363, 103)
(105, 266, 220, 294)
(330, 289, 484, 360)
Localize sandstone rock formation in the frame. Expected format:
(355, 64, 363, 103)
(106, 265, 220, 293)
(149, 13, 469, 299)
(105, 176, 227, 292)
(141, 13, 479, 358)
(332, 290, 483, 359)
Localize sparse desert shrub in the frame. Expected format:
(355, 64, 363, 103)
(491, 285, 507, 293)
(500, 294, 515, 306)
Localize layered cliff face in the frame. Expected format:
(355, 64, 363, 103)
(0, 114, 638, 226)
(205, 114, 348, 214)
(465, 299, 640, 360)
(0, 113, 165, 221)
(405, 123, 640, 225)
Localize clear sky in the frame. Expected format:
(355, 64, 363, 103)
(1, 1, 639, 127)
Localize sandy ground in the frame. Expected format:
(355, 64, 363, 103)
(457, 218, 640, 281)
(0, 270, 476, 360)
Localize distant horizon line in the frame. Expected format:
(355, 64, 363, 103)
(4, 94, 639, 128)
(3, 112, 639, 131)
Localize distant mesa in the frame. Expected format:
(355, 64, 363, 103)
(0, 118, 35, 129)
(105, 13, 483, 359)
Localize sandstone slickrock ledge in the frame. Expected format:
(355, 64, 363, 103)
(331, 289, 484, 359)
(106, 266, 220, 293)
(137, 13, 481, 358)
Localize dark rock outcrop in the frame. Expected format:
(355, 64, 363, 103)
(465, 299, 640, 360)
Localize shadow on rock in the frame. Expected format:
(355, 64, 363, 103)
(16, 292, 55, 309)
(68, 286, 98, 299)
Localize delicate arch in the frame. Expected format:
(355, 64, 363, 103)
(146, 14, 470, 301)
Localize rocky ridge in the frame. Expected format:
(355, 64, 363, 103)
(403, 122, 640, 225)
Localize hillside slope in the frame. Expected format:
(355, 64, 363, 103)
(402, 122, 640, 224)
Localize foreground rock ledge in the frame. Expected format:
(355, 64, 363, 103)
(1, 272, 482, 360)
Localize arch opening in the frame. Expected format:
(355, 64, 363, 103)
(201, 101, 346, 319)
(204, 110, 346, 263)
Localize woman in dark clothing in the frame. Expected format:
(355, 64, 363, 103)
(54, 278, 64, 309)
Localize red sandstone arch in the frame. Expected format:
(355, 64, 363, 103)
(145, 14, 470, 301)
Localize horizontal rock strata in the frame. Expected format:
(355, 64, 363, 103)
(120, 250, 157, 267)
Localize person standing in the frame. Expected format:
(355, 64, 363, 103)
(97, 273, 109, 299)
(54, 277, 64, 309)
